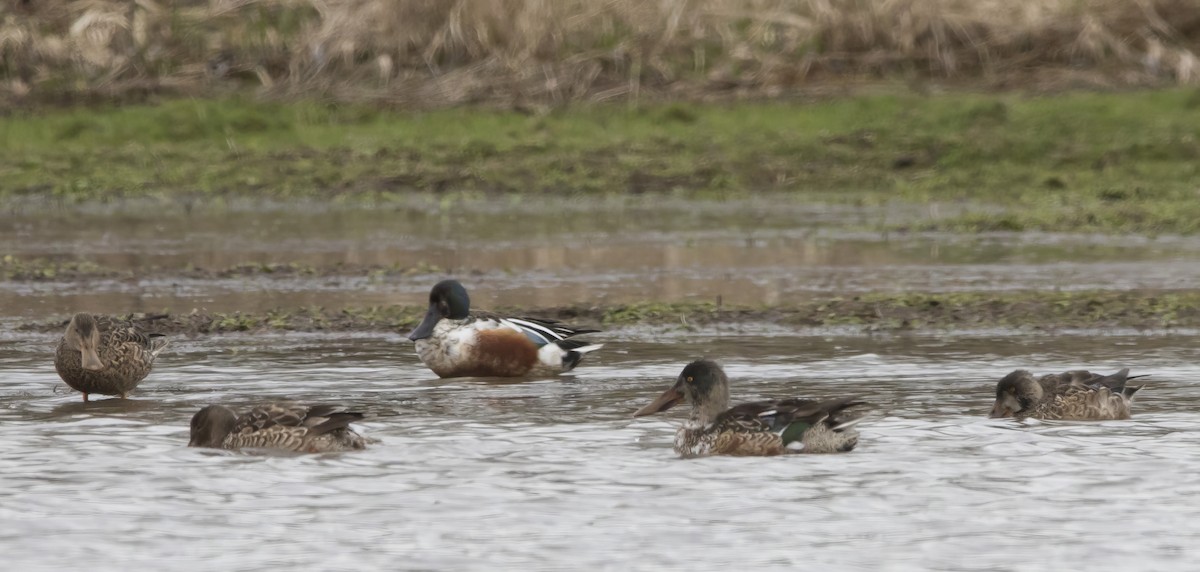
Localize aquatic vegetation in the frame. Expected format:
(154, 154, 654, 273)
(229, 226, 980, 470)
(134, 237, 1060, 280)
(0, 255, 109, 281)
(18, 290, 1200, 336)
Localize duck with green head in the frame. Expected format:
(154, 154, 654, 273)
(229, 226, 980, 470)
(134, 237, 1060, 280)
(989, 367, 1145, 421)
(633, 359, 869, 458)
(407, 279, 604, 378)
(54, 313, 169, 402)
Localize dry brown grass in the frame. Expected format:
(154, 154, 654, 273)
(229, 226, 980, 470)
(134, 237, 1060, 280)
(3, 0, 1200, 106)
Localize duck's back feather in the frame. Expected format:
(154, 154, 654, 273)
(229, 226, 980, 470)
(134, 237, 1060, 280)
(470, 311, 598, 344)
(702, 396, 869, 455)
(225, 403, 367, 452)
(1035, 377, 1140, 421)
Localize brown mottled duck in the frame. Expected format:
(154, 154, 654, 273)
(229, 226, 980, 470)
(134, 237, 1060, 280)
(988, 368, 1145, 421)
(188, 403, 369, 453)
(54, 313, 169, 402)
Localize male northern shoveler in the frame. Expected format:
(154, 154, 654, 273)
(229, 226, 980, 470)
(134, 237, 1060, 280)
(54, 312, 169, 402)
(406, 279, 604, 378)
(989, 367, 1145, 421)
(633, 359, 869, 458)
(188, 403, 369, 453)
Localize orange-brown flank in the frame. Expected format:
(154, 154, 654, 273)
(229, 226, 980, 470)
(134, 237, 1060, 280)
(444, 328, 539, 377)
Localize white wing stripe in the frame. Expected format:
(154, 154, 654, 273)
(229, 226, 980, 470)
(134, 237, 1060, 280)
(500, 318, 568, 342)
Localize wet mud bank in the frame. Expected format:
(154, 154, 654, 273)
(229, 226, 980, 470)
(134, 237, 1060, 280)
(16, 289, 1200, 337)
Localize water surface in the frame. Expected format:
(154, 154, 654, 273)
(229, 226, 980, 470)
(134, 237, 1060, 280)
(4, 200, 1199, 570)
(5, 201, 1200, 319)
(1, 331, 1196, 571)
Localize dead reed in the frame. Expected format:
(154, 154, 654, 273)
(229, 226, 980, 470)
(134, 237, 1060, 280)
(3, 0, 1199, 106)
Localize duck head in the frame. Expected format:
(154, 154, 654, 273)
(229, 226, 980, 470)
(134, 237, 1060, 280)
(64, 313, 104, 371)
(989, 369, 1043, 418)
(188, 405, 239, 448)
(407, 280, 471, 341)
(634, 359, 732, 422)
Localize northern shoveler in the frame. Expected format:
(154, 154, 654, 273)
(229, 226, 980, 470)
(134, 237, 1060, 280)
(188, 403, 369, 453)
(989, 367, 1145, 421)
(406, 279, 604, 378)
(633, 359, 869, 458)
(54, 312, 169, 402)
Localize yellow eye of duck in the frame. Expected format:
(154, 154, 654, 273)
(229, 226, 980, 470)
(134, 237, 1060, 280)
(686, 376, 694, 383)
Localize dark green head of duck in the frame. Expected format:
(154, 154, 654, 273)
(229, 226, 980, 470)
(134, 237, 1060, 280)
(408, 279, 471, 341)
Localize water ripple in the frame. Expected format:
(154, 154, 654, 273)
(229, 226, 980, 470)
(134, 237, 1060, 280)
(1, 333, 1199, 571)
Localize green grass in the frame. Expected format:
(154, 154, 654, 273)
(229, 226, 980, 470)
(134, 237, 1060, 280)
(3, 90, 1199, 233)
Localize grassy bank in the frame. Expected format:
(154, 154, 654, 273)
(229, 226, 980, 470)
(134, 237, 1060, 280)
(19, 290, 1200, 336)
(2, 0, 1198, 107)
(3, 90, 1200, 233)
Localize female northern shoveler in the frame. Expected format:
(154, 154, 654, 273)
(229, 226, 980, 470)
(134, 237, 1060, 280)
(406, 279, 604, 378)
(633, 359, 869, 458)
(989, 367, 1145, 421)
(188, 403, 369, 453)
(54, 312, 169, 402)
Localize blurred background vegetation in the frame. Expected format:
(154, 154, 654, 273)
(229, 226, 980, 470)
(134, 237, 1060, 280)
(3, 0, 1199, 108)
(3, 1, 1199, 236)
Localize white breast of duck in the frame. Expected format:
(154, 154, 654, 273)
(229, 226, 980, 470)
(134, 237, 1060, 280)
(674, 422, 715, 458)
(413, 317, 479, 373)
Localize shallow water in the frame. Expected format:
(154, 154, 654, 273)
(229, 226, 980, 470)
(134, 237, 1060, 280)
(6, 201, 1200, 319)
(1, 331, 1197, 571)
(5, 200, 1200, 569)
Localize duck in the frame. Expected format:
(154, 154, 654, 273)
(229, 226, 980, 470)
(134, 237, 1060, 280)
(632, 359, 869, 458)
(406, 279, 604, 378)
(188, 403, 369, 453)
(54, 312, 169, 402)
(988, 367, 1145, 421)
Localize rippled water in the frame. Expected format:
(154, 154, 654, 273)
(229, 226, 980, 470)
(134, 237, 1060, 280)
(2, 331, 1198, 571)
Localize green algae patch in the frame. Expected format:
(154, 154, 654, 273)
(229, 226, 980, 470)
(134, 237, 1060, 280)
(18, 290, 1200, 336)
(3, 90, 1200, 234)
(0, 255, 112, 281)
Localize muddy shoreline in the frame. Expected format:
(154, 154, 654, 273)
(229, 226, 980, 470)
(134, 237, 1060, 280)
(1, 257, 463, 283)
(16, 289, 1200, 336)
